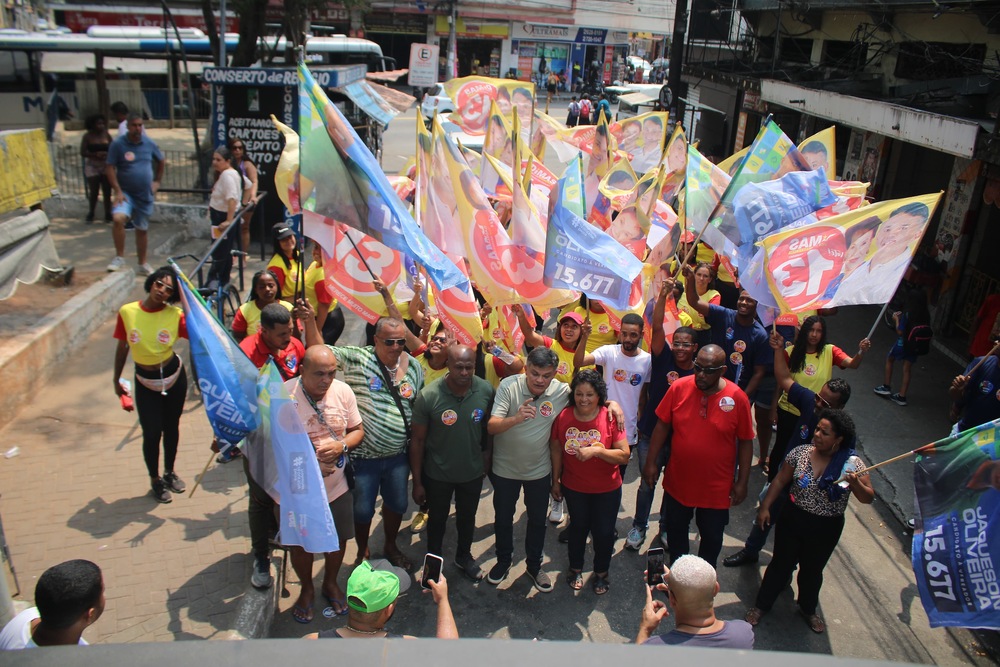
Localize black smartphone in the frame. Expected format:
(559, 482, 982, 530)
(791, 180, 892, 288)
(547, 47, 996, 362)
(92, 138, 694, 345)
(421, 553, 444, 590)
(646, 547, 665, 587)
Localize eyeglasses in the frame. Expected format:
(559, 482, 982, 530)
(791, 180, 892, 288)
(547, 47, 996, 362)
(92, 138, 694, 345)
(815, 393, 832, 409)
(154, 280, 175, 294)
(430, 336, 449, 343)
(693, 362, 726, 375)
(380, 338, 407, 347)
(231, 144, 245, 150)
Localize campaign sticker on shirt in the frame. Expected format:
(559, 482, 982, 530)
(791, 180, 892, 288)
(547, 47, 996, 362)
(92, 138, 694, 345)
(586, 428, 602, 444)
(441, 409, 458, 426)
(725, 327, 734, 340)
(598, 323, 610, 334)
(565, 437, 581, 454)
(557, 361, 569, 376)
(730, 352, 743, 366)
(804, 363, 817, 377)
(629, 373, 643, 386)
(285, 354, 298, 371)
(471, 408, 484, 422)
(718, 396, 736, 413)
(492, 328, 503, 340)
(733, 340, 746, 353)
(157, 328, 172, 345)
(980, 380, 994, 394)
(124, 151, 136, 162)
(613, 369, 628, 382)
(666, 371, 679, 385)
(539, 401, 554, 417)
(128, 328, 142, 344)
(369, 376, 383, 392)
(399, 381, 415, 399)
(800, 424, 810, 440)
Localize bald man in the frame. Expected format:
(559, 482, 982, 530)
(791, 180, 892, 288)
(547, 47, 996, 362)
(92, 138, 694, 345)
(410, 346, 495, 581)
(284, 345, 365, 622)
(636, 555, 754, 648)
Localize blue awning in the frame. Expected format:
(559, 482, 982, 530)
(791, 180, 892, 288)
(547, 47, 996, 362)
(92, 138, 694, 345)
(339, 80, 398, 127)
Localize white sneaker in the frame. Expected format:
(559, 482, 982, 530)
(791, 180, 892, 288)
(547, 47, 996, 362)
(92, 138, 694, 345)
(106, 256, 126, 272)
(548, 497, 565, 524)
(138, 263, 154, 276)
(625, 526, 646, 551)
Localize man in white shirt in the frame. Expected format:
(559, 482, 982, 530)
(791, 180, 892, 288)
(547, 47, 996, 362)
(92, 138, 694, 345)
(0, 559, 105, 649)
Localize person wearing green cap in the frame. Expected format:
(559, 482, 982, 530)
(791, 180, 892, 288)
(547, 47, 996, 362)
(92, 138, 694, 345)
(303, 559, 458, 639)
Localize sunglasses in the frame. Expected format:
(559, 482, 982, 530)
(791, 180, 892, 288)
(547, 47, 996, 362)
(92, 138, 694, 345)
(430, 336, 449, 343)
(815, 393, 832, 409)
(231, 144, 245, 150)
(380, 337, 407, 347)
(154, 280, 175, 294)
(693, 362, 726, 375)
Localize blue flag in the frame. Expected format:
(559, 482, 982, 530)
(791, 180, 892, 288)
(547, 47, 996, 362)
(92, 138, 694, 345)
(912, 418, 1000, 629)
(255, 362, 339, 554)
(297, 63, 467, 292)
(175, 269, 258, 451)
(544, 158, 643, 310)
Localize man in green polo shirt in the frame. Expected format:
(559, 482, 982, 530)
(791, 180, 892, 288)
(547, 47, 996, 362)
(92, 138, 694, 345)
(411, 346, 495, 582)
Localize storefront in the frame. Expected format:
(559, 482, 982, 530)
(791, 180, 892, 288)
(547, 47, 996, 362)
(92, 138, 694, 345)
(364, 12, 427, 73)
(435, 17, 507, 79)
(509, 23, 628, 90)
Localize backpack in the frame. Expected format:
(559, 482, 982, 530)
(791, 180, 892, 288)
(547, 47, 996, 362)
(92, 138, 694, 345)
(568, 101, 580, 116)
(579, 98, 592, 118)
(904, 324, 934, 356)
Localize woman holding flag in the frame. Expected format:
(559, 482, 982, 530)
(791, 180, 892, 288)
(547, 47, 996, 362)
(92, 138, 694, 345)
(112, 266, 188, 504)
(678, 262, 721, 347)
(514, 304, 587, 384)
(267, 223, 304, 300)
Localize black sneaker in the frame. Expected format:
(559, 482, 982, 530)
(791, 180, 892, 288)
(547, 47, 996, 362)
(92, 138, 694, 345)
(251, 558, 273, 590)
(454, 555, 484, 582)
(486, 561, 511, 585)
(151, 478, 172, 504)
(558, 528, 570, 544)
(527, 567, 554, 593)
(163, 471, 186, 494)
(722, 548, 759, 567)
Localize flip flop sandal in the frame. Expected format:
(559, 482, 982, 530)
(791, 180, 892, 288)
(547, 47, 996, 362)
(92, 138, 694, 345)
(292, 604, 314, 624)
(801, 611, 826, 633)
(323, 594, 349, 617)
(592, 574, 610, 595)
(566, 570, 584, 590)
(385, 552, 413, 571)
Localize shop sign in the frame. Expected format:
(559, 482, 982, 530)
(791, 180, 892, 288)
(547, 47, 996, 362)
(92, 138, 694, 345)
(435, 16, 510, 38)
(408, 44, 440, 87)
(512, 23, 572, 41)
(577, 28, 607, 44)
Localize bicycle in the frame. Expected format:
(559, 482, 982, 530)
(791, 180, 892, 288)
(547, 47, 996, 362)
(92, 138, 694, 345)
(167, 251, 244, 328)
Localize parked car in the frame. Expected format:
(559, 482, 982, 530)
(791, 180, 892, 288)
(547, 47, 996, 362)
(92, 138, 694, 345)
(420, 83, 455, 120)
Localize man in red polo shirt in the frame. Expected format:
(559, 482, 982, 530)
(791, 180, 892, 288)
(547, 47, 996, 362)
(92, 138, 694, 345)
(642, 344, 754, 569)
(236, 301, 305, 590)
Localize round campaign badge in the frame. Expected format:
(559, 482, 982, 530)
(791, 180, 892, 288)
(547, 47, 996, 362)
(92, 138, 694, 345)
(586, 429, 602, 444)
(613, 369, 628, 383)
(804, 363, 817, 377)
(733, 340, 746, 353)
(128, 328, 142, 344)
(471, 408, 484, 422)
(399, 381, 415, 399)
(565, 427, 580, 439)
(980, 380, 994, 394)
(441, 409, 458, 426)
(492, 328, 503, 340)
(124, 151, 135, 162)
(565, 438, 581, 453)
(667, 371, 679, 385)
(598, 323, 610, 334)
(629, 373, 642, 386)
(557, 361, 569, 376)
(725, 327, 734, 340)
(730, 352, 743, 366)
(718, 396, 736, 413)
(539, 401, 554, 417)
(369, 376, 383, 392)
(157, 328, 172, 345)
(800, 424, 810, 440)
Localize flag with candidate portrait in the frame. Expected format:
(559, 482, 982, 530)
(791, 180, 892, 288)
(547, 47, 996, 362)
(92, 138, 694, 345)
(799, 127, 837, 177)
(443, 76, 535, 136)
(912, 418, 1000, 629)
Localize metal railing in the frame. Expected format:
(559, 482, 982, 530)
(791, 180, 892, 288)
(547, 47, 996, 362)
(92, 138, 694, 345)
(48, 144, 209, 203)
(955, 267, 1000, 333)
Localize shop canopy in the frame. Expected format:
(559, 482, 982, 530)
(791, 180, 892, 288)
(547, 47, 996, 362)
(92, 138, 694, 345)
(336, 79, 414, 127)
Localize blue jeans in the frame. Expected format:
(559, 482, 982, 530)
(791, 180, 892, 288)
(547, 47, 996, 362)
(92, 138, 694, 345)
(563, 485, 622, 573)
(744, 485, 788, 554)
(632, 435, 668, 531)
(490, 472, 550, 571)
(351, 452, 410, 523)
(661, 490, 729, 570)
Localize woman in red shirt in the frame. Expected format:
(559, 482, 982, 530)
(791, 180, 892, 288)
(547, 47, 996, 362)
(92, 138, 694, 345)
(550, 369, 630, 595)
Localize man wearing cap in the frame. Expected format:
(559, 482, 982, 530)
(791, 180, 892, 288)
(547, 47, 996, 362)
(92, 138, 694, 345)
(303, 560, 458, 639)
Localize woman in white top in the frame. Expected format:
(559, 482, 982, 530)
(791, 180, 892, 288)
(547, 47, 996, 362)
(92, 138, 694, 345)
(208, 146, 243, 286)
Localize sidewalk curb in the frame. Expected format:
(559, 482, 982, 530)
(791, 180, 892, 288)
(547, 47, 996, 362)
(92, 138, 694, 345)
(0, 269, 135, 430)
(218, 556, 284, 640)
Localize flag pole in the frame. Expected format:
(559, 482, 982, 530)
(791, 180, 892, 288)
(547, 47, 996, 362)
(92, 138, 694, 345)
(344, 229, 378, 281)
(189, 449, 217, 498)
(965, 340, 1000, 377)
(867, 302, 891, 341)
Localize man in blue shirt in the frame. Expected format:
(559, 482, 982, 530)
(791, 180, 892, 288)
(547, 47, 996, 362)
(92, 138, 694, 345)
(949, 331, 1000, 433)
(105, 113, 165, 276)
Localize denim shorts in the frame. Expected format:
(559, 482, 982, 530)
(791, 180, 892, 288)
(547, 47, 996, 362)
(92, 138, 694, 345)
(350, 452, 410, 523)
(112, 192, 154, 231)
(888, 342, 917, 364)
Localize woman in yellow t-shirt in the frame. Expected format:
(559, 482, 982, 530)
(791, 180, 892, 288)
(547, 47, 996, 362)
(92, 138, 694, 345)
(231, 269, 292, 342)
(112, 266, 189, 504)
(304, 243, 344, 345)
(678, 261, 721, 347)
(515, 304, 589, 384)
(266, 223, 304, 300)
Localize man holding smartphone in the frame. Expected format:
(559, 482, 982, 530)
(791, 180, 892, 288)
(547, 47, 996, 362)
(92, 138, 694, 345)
(410, 346, 495, 582)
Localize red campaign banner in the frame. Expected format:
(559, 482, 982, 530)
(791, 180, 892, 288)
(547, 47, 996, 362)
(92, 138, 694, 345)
(766, 225, 846, 312)
(324, 225, 404, 325)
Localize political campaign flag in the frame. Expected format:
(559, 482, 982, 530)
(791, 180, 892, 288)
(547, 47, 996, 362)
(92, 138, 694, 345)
(799, 127, 837, 176)
(659, 125, 688, 203)
(610, 111, 668, 175)
(297, 63, 466, 291)
(270, 115, 305, 215)
(174, 269, 258, 454)
(545, 159, 644, 310)
(430, 258, 484, 346)
(324, 223, 406, 324)
(684, 145, 731, 244)
(912, 418, 1000, 629)
(718, 145, 750, 176)
(254, 362, 339, 554)
(443, 76, 535, 135)
(742, 192, 942, 312)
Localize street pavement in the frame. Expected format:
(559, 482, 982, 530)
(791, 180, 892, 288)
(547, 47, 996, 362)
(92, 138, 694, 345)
(0, 120, 995, 660)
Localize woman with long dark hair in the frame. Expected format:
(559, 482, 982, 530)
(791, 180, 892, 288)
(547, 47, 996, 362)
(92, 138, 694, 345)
(231, 269, 292, 342)
(227, 137, 258, 252)
(112, 266, 189, 503)
(266, 223, 304, 300)
(550, 369, 630, 595)
(207, 146, 242, 287)
(80, 114, 112, 223)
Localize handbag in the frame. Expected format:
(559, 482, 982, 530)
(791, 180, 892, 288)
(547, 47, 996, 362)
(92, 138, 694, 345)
(300, 381, 356, 490)
(374, 354, 412, 451)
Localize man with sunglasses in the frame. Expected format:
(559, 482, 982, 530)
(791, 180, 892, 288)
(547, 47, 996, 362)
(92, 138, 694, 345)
(723, 329, 852, 567)
(325, 316, 424, 571)
(643, 344, 754, 569)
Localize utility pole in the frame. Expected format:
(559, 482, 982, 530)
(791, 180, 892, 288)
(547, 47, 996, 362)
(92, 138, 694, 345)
(446, 1, 457, 81)
(219, 0, 227, 66)
(668, 0, 688, 126)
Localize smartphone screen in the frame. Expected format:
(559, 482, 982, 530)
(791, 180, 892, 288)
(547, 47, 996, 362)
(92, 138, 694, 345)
(646, 547, 665, 587)
(421, 553, 444, 590)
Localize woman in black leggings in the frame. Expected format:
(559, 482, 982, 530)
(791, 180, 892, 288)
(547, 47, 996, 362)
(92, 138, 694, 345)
(112, 266, 189, 503)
